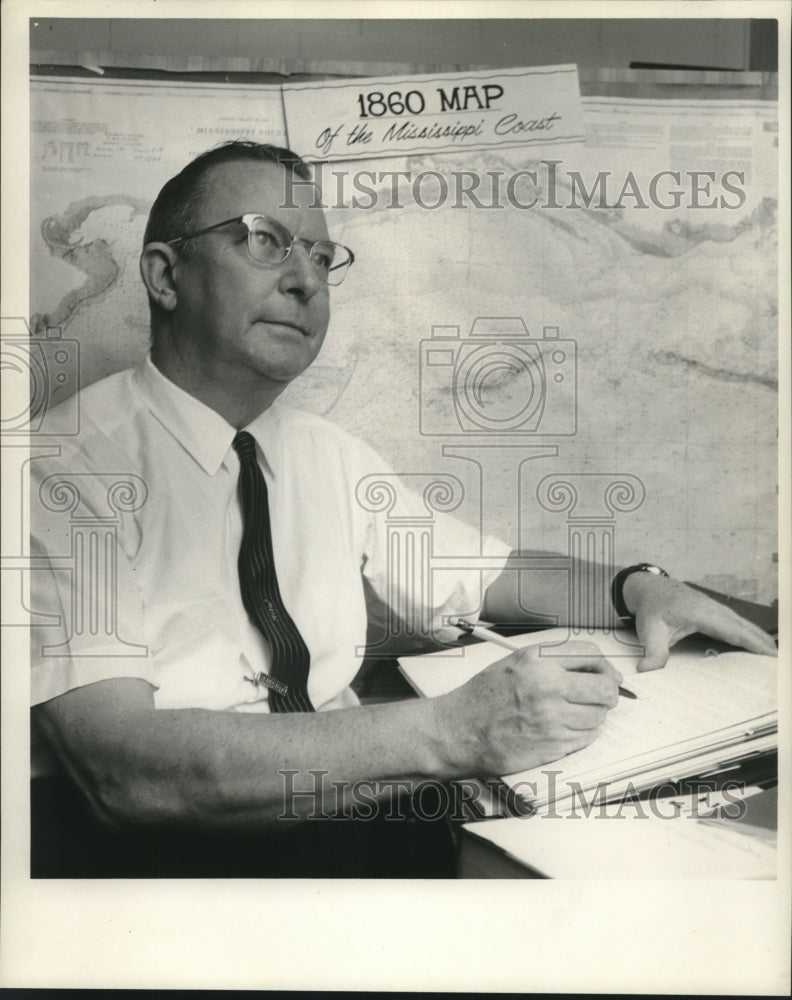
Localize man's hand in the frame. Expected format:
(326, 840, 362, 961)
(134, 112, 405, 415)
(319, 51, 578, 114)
(431, 640, 622, 777)
(622, 572, 778, 672)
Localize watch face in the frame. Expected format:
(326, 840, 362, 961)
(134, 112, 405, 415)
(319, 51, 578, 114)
(640, 564, 669, 576)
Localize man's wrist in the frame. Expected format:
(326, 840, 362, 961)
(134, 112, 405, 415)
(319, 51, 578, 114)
(612, 563, 670, 620)
(427, 693, 467, 778)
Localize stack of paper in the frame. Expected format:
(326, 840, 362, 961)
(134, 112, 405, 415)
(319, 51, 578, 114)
(399, 628, 777, 815)
(459, 802, 778, 879)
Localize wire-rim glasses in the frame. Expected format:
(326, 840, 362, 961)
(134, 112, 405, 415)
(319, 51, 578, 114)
(166, 213, 355, 286)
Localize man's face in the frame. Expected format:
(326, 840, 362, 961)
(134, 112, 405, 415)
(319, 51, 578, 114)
(171, 160, 331, 389)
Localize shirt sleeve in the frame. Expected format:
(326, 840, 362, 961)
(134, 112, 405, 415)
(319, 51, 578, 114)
(351, 439, 511, 643)
(29, 447, 158, 706)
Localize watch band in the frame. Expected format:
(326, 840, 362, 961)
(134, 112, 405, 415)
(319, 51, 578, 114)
(611, 563, 670, 620)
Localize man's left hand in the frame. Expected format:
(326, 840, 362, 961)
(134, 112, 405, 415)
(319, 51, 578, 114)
(622, 572, 778, 672)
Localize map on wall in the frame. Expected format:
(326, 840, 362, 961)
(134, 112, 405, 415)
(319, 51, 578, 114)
(27, 74, 779, 603)
(29, 77, 288, 389)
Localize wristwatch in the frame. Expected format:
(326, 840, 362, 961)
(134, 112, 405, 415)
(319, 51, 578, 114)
(611, 563, 670, 621)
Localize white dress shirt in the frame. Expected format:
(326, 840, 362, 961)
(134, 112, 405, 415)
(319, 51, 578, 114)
(30, 356, 509, 744)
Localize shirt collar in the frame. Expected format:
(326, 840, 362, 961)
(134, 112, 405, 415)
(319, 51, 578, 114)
(244, 403, 282, 477)
(134, 356, 237, 476)
(133, 355, 284, 477)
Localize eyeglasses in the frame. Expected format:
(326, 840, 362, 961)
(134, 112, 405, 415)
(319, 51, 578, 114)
(166, 213, 355, 286)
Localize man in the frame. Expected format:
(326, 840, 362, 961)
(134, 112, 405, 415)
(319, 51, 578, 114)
(30, 141, 777, 877)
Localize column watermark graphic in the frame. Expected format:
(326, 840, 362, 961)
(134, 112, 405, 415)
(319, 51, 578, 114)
(534, 472, 646, 652)
(37, 473, 149, 658)
(1, 316, 149, 657)
(1, 318, 78, 631)
(355, 471, 468, 653)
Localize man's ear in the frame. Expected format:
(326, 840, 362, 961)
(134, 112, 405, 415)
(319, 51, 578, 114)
(139, 242, 180, 312)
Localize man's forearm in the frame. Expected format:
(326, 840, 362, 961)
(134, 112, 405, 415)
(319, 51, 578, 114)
(139, 700, 457, 829)
(482, 552, 778, 673)
(34, 680, 458, 833)
(482, 550, 620, 628)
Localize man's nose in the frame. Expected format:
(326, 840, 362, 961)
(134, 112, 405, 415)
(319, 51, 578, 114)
(277, 242, 322, 298)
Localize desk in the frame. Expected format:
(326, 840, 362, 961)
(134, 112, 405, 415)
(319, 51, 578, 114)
(458, 784, 778, 879)
(392, 599, 779, 878)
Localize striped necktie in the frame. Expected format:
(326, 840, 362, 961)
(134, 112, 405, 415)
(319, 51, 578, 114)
(233, 432, 366, 875)
(232, 430, 313, 713)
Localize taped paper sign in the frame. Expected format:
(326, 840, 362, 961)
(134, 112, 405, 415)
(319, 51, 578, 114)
(282, 65, 584, 162)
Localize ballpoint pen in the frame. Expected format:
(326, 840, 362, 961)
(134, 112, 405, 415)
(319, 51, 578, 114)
(450, 617, 638, 699)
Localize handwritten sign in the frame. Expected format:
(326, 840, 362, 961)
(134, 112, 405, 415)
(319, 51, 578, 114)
(282, 65, 584, 162)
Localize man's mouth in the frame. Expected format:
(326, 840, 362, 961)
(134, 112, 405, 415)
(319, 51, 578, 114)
(259, 319, 311, 337)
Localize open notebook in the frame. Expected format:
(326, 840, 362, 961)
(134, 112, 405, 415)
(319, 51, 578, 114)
(398, 628, 778, 815)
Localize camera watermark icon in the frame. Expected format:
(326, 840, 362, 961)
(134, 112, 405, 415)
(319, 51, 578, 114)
(1, 317, 82, 628)
(0, 317, 80, 436)
(419, 317, 577, 437)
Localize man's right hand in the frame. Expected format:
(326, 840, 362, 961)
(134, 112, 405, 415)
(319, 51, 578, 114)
(431, 640, 622, 777)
